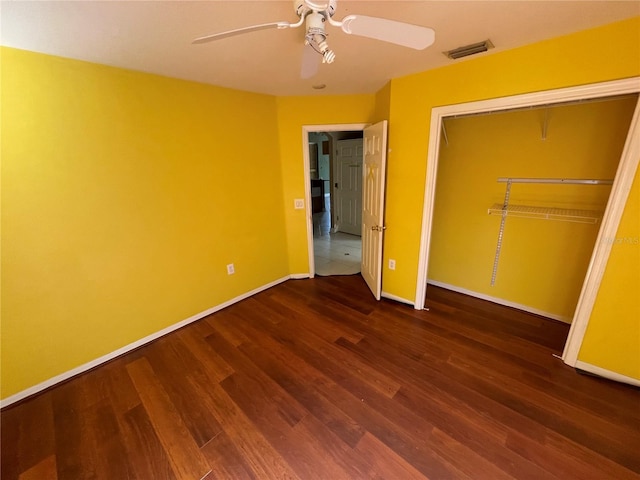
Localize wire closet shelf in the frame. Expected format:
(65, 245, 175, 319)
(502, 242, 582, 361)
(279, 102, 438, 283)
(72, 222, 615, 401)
(488, 177, 613, 286)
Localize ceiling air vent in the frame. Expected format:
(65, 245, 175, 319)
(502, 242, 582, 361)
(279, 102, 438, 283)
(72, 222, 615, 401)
(444, 40, 494, 60)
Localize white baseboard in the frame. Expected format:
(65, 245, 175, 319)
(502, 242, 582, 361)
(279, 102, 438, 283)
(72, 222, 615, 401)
(381, 291, 415, 306)
(1, 275, 293, 408)
(574, 360, 640, 387)
(290, 273, 311, 279)
(426, 280, 572, 324)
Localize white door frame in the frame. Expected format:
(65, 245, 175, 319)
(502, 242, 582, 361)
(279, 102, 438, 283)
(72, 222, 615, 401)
(414, 77, 640, 368)
(302, 123, 368, 277)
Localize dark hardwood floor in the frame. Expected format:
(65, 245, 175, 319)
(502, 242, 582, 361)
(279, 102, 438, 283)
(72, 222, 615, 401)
(2, 275, 639, 479)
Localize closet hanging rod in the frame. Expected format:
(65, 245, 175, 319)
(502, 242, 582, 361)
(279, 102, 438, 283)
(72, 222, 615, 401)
(497, 178, 613, 185)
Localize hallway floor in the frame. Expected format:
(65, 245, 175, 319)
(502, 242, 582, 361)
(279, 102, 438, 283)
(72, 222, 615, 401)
(314, 232, 362, 276)
(313, 194, 361, 276)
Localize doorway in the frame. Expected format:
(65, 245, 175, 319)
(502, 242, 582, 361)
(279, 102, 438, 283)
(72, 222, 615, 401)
(308, 129, 364, 276)
(414, 78, 640, 374)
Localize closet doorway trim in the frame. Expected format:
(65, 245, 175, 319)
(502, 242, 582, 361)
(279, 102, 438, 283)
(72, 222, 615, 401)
(414, 77, 640, 369)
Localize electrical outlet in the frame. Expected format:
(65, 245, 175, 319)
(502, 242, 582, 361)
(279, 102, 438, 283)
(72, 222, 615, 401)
(388, 259, 396, 270)
(227, 263, 235, 275)
(294, 199, 304, 209)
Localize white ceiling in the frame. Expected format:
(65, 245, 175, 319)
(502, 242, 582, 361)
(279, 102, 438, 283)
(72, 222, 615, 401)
(2, 1, 639, 96)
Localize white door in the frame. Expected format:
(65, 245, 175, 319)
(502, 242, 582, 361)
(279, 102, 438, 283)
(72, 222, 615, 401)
(361, 121, 388, 300)
(335, 139, 363, 235)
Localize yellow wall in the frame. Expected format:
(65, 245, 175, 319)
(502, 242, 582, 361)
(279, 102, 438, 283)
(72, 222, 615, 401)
(374, 81, 391, 123)
(384, 17, 640, 378)
(1, 48, 288, 398)
(579, 167, 640, 378)
(428, 98, 636, 320)
(275, 94, 376, 274)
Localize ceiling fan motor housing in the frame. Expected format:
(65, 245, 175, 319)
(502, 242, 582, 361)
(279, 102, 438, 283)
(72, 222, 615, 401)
(306, 12, 326, 34)
(294, 0, 337, 18)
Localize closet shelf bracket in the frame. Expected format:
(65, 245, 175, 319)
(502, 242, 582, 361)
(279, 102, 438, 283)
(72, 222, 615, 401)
(541, 109, 549, 140)
(441, 120, 449, 146)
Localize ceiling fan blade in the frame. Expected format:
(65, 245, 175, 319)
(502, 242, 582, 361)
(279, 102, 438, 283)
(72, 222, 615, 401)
(339, 15, 435, 50)
(301, 45, 320, 79)
(193, 21, 292, 44)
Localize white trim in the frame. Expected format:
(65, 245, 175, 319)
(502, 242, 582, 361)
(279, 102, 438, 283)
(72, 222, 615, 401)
(1, 275, 293, 408)
(289, 273, 311, 279)
(413, 77, 640, 371)
(574, 361, 640, 387)
(302, 123, 369, 278)
(415, 104, 444, 309)
(301, 128, 316, 278)
(381, 291, 415, 306)
(427, 280, 571, 323)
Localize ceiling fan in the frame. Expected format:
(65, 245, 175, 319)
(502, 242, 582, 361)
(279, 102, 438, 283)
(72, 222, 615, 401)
(193, 0, 435, 78)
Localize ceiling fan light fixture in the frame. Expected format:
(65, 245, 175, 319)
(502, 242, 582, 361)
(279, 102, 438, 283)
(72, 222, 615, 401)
(305, 11, 336, 63)
(444, 39, 494, 60)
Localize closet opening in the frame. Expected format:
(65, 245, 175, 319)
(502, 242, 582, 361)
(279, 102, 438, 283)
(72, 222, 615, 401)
(415, 78, 640, 376)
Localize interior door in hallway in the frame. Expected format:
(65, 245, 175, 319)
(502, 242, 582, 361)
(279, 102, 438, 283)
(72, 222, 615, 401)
(336, 139, 363, 236)
(361, 121, 388, 300)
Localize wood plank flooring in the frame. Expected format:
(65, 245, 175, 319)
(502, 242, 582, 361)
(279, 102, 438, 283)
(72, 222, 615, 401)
(2, 275, 639, 479)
